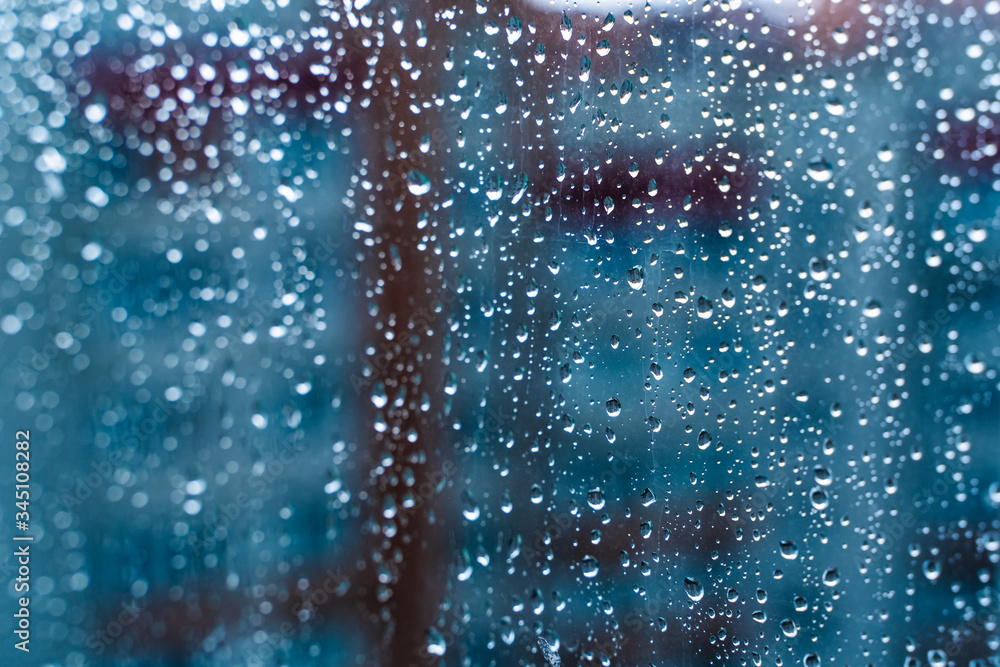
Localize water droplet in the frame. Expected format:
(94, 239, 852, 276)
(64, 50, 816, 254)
(825, 97, 845, 115)
(560, 12, 572, 40)
(965, 353, 986, 374)
(462, 492, 480, 521)
(505, 17, 521, 44)
(582, 555, 600, 578)
(371, 382, 388, 408)
(426, 628, 447, 656)
(684, 577, 704, 602)
(697, 297, 714, 319)
(606, 398, 621, 417)
(485, 175, 503, 201)
(500, 492, 513, 514)
(810, 488, 829, 510)
(530, 588, 544, 614)
(627, 266, 644, 290)
(383, 496, 397, 519)
(697, 430, 712, 450)
(587, 488, 606, 510)
(809, 257, 829, 280)
(807, 158, 833, 182)
(862, 299, 881, 317)
(406, 170, 432, 196)
(619, 79, 632, 104)
(530, 484, 544, 504)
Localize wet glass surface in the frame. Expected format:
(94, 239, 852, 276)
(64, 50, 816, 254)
(0, 1, 998, 665)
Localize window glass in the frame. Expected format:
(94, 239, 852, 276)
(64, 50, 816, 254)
(0, 1, 998, 666)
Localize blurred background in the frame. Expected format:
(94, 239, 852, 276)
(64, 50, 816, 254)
(0, 0, 998, 665)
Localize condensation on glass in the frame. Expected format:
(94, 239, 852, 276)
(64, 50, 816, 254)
(0, 0, 997, 666)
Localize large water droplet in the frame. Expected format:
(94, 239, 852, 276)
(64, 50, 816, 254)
(825, 97, 845, 115)
(606, 398, 621, 417)
(505, 17, 522, 44)
(582, 555, 599, 578)
(426, 628, 447, 656)
(560, 11, 572, 40)
(965, 353, 986, 374)
(806, 158, 833, 182)
(684, 577, 704, 601)
(697, 297, 714, 319)
(371, 381, 388, 408)
(485, 175, 503, 201)
(406, 170, 432, 196)
(530, 484, 544, 504)
(697, 430, 712, 450)
(627, 266, 644, 290)
(810, 488, 829, 510)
